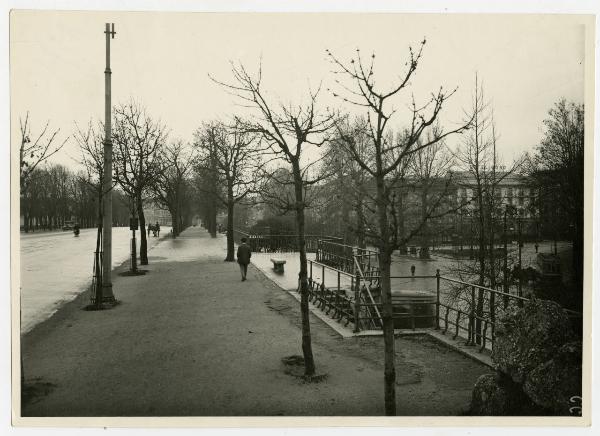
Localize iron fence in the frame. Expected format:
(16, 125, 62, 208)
(306, 257, 582, 353)
(234, 229, 341, 253)
(316, 240, 380, 279)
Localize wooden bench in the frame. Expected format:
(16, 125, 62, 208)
(271, 258, 286, 273)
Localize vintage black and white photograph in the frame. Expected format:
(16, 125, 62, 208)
(11, 8, 593, 424)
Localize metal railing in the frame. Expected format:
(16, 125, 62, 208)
(234, 229, 341, 253)
(307, 237, 583, 353)
(307, 259, 439, 332)
(316, 240, 380, 279)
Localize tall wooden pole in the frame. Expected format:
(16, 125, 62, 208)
(102, 23, 116, 303)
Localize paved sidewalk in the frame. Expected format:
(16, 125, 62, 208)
(21, 226, 490, 417)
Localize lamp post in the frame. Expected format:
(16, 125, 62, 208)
(99, 22, 116, 307)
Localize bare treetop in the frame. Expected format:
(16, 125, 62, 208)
(210, 61, 337, 163)
(73, 120, 105, 191)
(19, 112, 68, 189)
(112, 100, 168, 197)
(193, 119, 260, 205)
(326, 42, 471, 178)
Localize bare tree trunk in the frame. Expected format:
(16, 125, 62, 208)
(137, 195, 148, 265)
(293, 162, 316, 376)
(341, 196, 350, 243)
(355, 198, 366, 249)
(207, 198, 218, 238)
(375, 177, 396, 416)
(420, 188, 431, 259)
(476, 196, 486, 345)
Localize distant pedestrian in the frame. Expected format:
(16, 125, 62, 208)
(237, 237, 252, 281)
(534, 243, 539, 253)
(147, 223, 152, 237)
(411, 265, 416, 277)
(155, 222, 160, 237)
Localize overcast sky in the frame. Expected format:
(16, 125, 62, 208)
(10, 11, 587, 171)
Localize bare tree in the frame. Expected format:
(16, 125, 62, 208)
(74, 120, 106, 214)
(192, 158, 221, 238)
(19, 113, 68, 232)
(151, 140, 195, 238)
(74, 120, 112, 290)
(408, 124, 454, 258)
(321, 118, 371, 247)
(19, 113, 68, 190)
(453, 75, 525, 344)
(455, 74, 493, 289)
(75, 121, 105, 186)
(112, 101, 167, 265)
(327, 42, 471, 415)
(194, 119, 261, 260)
(533, 99, 584, 301)
(212, 61, 337, 377)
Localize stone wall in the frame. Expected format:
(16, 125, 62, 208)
(470, 299, 582, 416)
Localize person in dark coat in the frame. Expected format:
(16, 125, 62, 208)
(236, 237, 252, 281)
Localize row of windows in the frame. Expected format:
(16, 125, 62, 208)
(457, 187, 531, 198)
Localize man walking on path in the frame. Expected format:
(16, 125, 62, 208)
(237, 237, 252, 281)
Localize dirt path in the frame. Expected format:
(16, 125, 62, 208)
(21, 227, 490, 416)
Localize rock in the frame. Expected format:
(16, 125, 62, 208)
(470, 373, 509, 415)
(523, 341, 582, 415)
(470, 373, 546, 416)
(492, 299, 574, 384)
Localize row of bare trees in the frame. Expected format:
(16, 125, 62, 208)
(18, 102, 199, 268)
(19, 162, 130, 232)
(18, 115, 134, 232)
(207, 41, 583, 416)
(72, 101, 200, 265)
(193, 120, 261, 260)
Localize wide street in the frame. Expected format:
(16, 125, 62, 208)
(19, 227, 166, 333)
